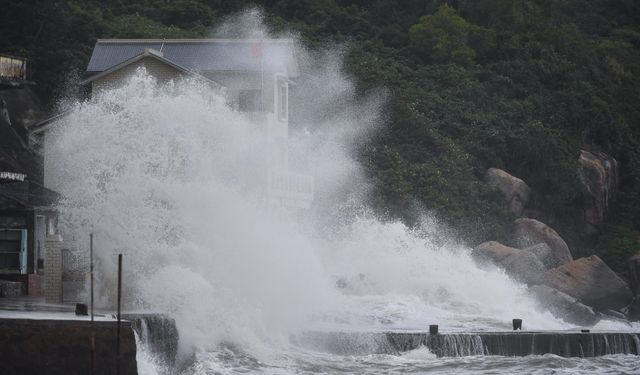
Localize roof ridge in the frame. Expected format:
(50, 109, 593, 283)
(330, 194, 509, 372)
(95, 38, 294, 43)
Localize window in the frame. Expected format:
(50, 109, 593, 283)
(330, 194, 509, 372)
(238, 90, 261, 112)
(277, 77, 288, 120)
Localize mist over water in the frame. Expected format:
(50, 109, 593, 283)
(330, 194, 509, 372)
(42, 10, 607, 374)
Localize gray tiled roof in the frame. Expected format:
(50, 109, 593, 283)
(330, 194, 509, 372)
(0, 181, 59, 209)
(86, 39, 298, 75)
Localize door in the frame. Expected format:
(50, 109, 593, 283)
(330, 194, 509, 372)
(0, 229, 27, 274)
(20, 229, 27, 274)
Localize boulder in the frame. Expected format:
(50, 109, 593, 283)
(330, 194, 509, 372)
(501, 251, 547, 286)
(600, 309, 627, 321)
(628, 250, 640, 295)
(522, 243, 554, 269)
(485, 168, 531, 216)
(513, 218, 573, 268)
(528, 285, 600, 326)
(473, 241, 518, 264)
(544, 255, 633, 312)
(473, 241, 546, 286)
(578, 150, 618, 236)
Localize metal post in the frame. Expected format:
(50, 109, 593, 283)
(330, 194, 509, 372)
(90, 233, 95, 375)
(90, 233, 94, 320)
(117, 253, 122, 375)
(35, 239, 39, 272)
(260, 32, 264, 113)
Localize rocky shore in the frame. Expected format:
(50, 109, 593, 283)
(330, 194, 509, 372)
(477, 159, 640, 325)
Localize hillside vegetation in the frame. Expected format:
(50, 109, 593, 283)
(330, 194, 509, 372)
(2, 0, 639, 270)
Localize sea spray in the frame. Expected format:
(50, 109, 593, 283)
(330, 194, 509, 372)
(44, 12, 574, 371)
(48, 72, 339, 355)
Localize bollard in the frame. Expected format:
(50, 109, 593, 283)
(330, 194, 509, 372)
(512, 319, 522, 330)
(75, 303, 88, 316)
(429, 324, 439, 335)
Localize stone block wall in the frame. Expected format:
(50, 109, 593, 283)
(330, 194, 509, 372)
(0, 318, 138, 375)
(44, 234, 63, 304)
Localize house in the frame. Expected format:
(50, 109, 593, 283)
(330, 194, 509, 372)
(0, 54, 58, 296)
(32, 39, 313, 209)
(29, 39, 315, 303)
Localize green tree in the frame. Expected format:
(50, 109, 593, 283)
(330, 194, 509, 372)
(408, 4, 477, 65)
(160, 0, 215, 30)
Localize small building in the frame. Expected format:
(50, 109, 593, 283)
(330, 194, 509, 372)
(0, 54, 29, 89)
(28, 39, 315, 302)
(32, 38, 313, 209)
(0, 55, 58, 295)
(0, 178, 58, 275)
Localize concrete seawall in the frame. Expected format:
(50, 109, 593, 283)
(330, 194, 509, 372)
(123, 313, 179, 367)
(296, 331, 640, 357)
(0, 318, 138, 375)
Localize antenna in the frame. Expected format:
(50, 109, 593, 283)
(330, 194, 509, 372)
(260, 32, 264, 113)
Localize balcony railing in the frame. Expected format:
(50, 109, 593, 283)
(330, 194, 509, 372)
(267, 169, 314, 208)
(0, 54, 27, 80)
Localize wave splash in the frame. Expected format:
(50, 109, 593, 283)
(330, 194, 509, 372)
(46, 28, 569, 374)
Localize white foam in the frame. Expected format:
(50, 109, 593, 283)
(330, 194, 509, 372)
(401, 345, 437, 360)
(47, 17, 574, 363)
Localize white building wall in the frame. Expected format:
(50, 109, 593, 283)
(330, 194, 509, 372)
(41, 61, 312, 209)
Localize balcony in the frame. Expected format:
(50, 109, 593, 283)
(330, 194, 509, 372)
(267, 169, 314, 209)
(242, 111, 287, 135)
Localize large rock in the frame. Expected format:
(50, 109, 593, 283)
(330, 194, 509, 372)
(473, 241, 546, 286)
(578, 150, 618, 236)
(544, 255, 633, 312)
(473, 241, 518, 263)
(522, 243, 554, 269)
(513, 218, 573, 268)
(528, 285, 600, 326)
(485, 168, 531, 216)
(628, 250, 640, 295)
(501, 251, 547, 286)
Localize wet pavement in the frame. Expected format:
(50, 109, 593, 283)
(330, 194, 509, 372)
(0, 297, 116, 320)
(0, 297, 75, 312)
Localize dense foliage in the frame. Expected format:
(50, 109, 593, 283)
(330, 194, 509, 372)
(1, 0, 639, 270)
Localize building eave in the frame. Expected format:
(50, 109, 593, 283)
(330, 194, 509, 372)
(88, 38, 300, 78)
(80, 48, 226, 91)
(94, 38, 296, 43)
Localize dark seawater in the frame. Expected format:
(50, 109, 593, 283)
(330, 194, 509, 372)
(173, 347, 640, 375)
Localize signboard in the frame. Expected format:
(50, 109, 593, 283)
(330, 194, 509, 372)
(0, 172, 27, 182)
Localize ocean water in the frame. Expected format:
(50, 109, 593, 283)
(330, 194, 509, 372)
(47, 12, 639, 374)
(150, 345, 640, 375)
